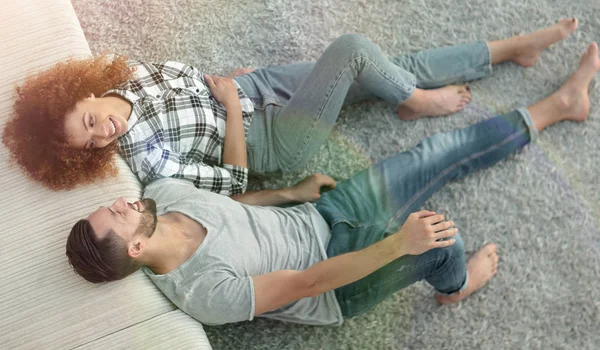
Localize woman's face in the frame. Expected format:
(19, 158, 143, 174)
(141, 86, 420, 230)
(64, 94, 129, 149)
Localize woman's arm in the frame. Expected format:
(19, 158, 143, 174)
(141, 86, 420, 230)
(204, 74, 248, 170)
(222, 101, 247, 169)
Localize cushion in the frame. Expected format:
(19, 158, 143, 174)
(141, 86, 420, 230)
(0, 1, 211, 348)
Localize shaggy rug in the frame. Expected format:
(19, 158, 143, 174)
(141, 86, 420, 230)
(73, 0, 599, 348)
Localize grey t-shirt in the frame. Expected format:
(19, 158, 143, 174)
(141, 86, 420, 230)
(142, 179, 343, 326)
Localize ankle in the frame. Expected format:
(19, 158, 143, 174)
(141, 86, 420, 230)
(402, 88, 427, 109)
(489, 38, 522, 65)
(528, 96, 564, 132)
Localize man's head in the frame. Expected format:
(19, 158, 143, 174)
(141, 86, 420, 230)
(66, 197, 158, 283)
(1, 55, 133, 190)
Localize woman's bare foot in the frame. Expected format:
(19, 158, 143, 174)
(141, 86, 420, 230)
(397, 85, 471, 120)
(435, 243, 498, 305)
(514, 18, 578, 67)
(490, 18, 578, 66)
(528, 42, 599, 131)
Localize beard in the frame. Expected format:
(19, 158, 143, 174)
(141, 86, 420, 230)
(134, 198, 158, 238)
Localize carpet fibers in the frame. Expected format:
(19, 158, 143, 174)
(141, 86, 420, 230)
(73, 0, 599, 349)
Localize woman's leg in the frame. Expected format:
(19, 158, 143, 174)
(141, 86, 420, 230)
(270, 33, 419, 171)
(396, 18, 578, 120)
(269, 20, 577, 171)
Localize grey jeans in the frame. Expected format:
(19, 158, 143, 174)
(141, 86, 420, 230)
(234, 34, 492, 173)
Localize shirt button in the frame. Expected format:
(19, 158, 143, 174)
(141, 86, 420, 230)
(196, 89, 200, 93)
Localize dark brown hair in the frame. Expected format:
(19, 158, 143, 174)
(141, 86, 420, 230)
(2, 55, 133, 190)
(66, 219, 141, 283)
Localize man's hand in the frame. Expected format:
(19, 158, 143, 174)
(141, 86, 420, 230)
(226, 67, 256, 78)
(289, 174, 336, 203)
(204, 74, 241, 108)
(396, 210, 457, 256)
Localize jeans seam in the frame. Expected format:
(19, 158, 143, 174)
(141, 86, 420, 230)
(482, 40, 492, 74)
(385, 127, 528, 230)
(332, 218, 379, 229)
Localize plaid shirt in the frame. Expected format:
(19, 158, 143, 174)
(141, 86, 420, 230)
(106, 60, 254, 195)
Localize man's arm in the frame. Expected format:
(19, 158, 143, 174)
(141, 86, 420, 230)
(252, 211, 458, 315)
(231, 174, 336, 206)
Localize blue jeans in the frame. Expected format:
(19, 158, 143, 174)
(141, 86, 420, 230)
(234, 34, 492, 173)
(314, 108, 538, 317)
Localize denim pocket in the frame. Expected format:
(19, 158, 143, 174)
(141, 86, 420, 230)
(330, 216, 361, 228)
(250, 95, 284, 110)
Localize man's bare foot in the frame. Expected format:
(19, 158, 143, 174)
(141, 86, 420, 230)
(512, 18, 578, 67)
(397, 85, 471, 120)
(435, 243, 498, 305)
(528, 42, 599, 131)
(556, 42, 599, 122)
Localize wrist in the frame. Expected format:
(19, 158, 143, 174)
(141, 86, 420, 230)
(223, 99, 242, 110)
(389, 231, 408, 258)
(280, 186, 298, 202)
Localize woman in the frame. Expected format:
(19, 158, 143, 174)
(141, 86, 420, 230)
(2, 19, 578, 200)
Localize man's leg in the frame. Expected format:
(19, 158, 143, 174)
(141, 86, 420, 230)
(317, 107, 538, 239)
(316, 107, 529, 315)
(331, 228, 498, 317)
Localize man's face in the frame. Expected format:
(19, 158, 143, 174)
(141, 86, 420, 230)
(87, 197, 158, 246)
(64, 94, 129, 149)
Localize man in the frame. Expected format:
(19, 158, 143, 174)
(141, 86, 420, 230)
(65, 42, 598, 325)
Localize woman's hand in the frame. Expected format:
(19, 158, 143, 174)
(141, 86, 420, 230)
(204, 74, 241, 108)
(289, 174, 336, 203)
(395, 211, 457, 256)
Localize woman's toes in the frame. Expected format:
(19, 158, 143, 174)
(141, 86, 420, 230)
(485, 243, 498, 254)
(458, 85, 471, 94)
(459, 92, 471, 103)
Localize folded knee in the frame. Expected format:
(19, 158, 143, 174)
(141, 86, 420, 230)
(331, 33, 376, 56)
(441, 232, 465, 259)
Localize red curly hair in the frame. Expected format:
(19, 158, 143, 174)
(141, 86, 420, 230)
(2, 55, 133, 190)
